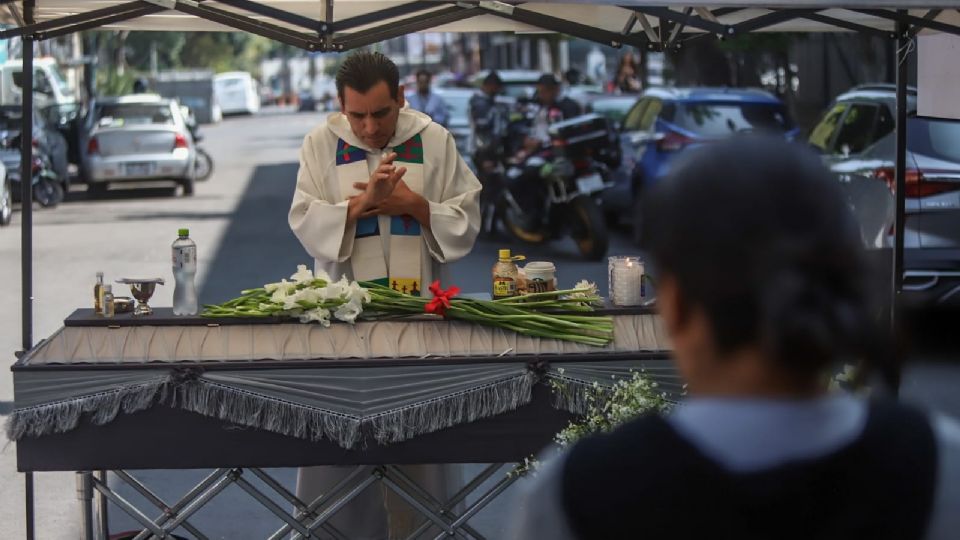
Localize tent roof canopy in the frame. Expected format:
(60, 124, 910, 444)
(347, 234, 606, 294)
(2, 1, 960, 52)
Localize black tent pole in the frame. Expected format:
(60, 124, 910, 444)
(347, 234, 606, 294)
(21, 4, 35, 353)
(20, 0, 36, 535)
(891, 12, 909, 396)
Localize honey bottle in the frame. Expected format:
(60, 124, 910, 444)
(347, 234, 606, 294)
(94, 272, 105, 315)
(492, 249, 525, 300)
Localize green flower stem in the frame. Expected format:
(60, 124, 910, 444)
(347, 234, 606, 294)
(204, 279, 614, 346)
(452, 304, 595, 331)
(494, 288, 594, 303)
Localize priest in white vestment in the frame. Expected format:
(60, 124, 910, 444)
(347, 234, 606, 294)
(288, 51, 481, 539)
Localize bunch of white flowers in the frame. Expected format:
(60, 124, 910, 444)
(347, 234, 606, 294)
(205, 264, 370, 326)
(566, 279, 602, 306)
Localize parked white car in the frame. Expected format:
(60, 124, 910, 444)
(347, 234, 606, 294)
(80, 94, 197, 196)
(214, 71, 260, 115)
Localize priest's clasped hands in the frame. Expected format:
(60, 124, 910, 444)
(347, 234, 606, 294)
(346, 152, 430, 227)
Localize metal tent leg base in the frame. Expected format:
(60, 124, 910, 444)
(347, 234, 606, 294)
(79, 464, 521, 539)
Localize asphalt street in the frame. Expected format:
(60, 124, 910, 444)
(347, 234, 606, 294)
(1, 107, 958, 539)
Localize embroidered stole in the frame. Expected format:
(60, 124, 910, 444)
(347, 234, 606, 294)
(335, 135, 424, 296)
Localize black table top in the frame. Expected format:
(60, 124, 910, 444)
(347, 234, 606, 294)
(64, 302, 656, 327)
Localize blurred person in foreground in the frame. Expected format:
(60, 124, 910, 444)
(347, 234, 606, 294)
(407, 69, 449, 127)
(508, 136, 960, 540)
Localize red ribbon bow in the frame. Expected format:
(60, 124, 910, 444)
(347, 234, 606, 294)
(425, 280, 460, 317)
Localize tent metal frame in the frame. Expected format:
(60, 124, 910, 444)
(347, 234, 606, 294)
(7, 1, 960, 538)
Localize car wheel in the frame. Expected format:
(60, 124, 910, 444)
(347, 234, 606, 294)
(180, 176, 195, 197)
(0, 179, 13, 226)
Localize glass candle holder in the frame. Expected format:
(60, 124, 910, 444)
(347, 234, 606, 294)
(608, 256, 645, 306)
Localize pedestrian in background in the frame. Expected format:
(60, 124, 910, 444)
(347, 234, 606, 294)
(508, 136, 960, 540)
(407, 69, 449, 127)
(612, 50, 642, 93)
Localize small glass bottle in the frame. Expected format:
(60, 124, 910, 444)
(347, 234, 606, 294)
(492, 249, 524, 300)
(94, 272, 105, 315)
(102, 284, 115, 318)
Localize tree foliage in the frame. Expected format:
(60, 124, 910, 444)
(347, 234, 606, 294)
(94, 30, 279, 77)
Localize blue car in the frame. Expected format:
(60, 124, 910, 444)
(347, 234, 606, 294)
(604, 87, 799, 244)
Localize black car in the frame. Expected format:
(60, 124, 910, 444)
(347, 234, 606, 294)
(0, 105, 70, 190)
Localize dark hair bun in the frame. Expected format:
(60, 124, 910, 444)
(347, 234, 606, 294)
(642, 135, 884, 378)
(760, 269, 863, 375)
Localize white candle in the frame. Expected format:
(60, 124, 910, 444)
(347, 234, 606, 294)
(609, 256, 644, 306)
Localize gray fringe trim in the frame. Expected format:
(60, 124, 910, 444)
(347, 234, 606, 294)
(7, 372, 538, 450)
(5, 377, 168, 441)
(546, 374, 614, 416)
(172, 380, 363, 449)
(369, 371, 537, 446)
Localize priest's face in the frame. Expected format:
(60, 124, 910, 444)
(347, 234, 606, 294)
(341, 80, 405, 150)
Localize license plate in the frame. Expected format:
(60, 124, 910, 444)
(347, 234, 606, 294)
(576, 173, 605, 194)
(125, 163, 153, 176)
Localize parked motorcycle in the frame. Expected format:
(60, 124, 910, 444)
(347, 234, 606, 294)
(0, 145, 64, 208)
(190, 127, 214, 182)
(495, 113, 615, 260)
(182, 106, 214, 182)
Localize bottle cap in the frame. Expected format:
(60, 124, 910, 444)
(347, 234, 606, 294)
(96, 271, 104, 278)
(103, 284, 112, 293)
(498, 249, 525, 262)
(178, 228, 189, 237)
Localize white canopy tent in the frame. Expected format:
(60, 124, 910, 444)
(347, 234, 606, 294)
(3, 2, 960, 48)
(4, 3, 960, 537)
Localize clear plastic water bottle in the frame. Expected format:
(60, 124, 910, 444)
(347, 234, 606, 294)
(172, 228, 198, 315)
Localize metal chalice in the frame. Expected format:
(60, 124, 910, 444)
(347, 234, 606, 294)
(117, 278, 165, 316)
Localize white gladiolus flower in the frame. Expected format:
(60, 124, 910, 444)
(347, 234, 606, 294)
(567, 280, 601, 306)
(265, 279, 296, 295)
(283, 293, 303, 311)
(345, 281, 371, 305)
(313, 268, 332, 284)
(264, 282, 281, 293)
(321, 276, 350, 301)
(573, 279, 598, 297)
(269, 280, 296, 303)
(296, 288, 323, 305)
(334, 298, 364, 324)
(299, 307, 331, 326)
(290, 264, 314, 284)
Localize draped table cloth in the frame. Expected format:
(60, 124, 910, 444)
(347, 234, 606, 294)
(9, 307, 677, 471)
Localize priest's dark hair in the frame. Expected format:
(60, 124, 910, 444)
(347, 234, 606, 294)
(336, 51, 400, 103)
(640, 135, 889, 385)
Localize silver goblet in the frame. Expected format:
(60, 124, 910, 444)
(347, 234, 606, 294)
(117, 278, 165, 316)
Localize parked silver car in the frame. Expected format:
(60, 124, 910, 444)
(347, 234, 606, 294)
(80, 94, 197, 196)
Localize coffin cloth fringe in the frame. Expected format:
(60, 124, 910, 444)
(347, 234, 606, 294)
(6, 370, 539, 449)
(368, 370, 538, 445)
(5, 376, 169, 441)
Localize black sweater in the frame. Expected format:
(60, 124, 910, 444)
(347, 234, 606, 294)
(561, 400, 938, 540)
